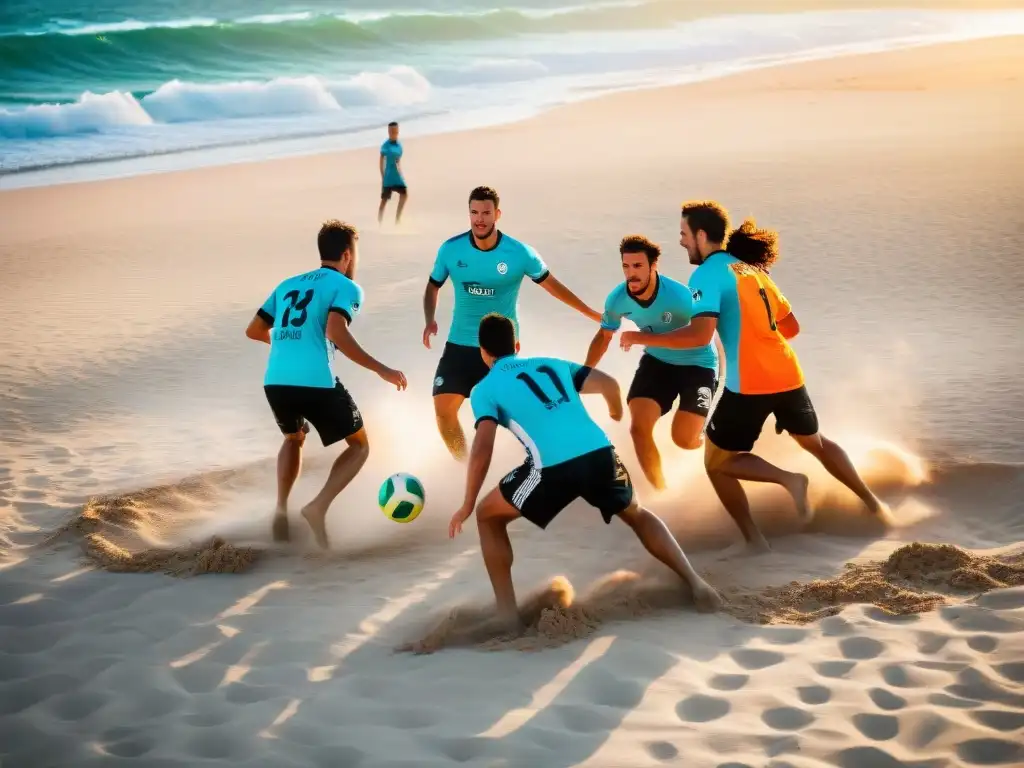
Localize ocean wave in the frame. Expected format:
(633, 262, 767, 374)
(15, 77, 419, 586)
(0, 67, 432, 139)
(1, 0, 682, 92)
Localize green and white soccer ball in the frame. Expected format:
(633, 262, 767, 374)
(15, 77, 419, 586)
(378, 472, 426, 523)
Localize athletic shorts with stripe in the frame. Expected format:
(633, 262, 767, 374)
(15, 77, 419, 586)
(498, 446, 635, 529)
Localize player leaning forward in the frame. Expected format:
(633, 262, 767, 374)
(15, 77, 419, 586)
(448, 313, 722, 630)
(246, 220, 407, 549)
(422, 186, 601, 461)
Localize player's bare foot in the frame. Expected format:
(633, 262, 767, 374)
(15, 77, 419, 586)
(746, 534, 772, 555)
(300, 503, 330, 550)
(784, 472, 812, 523)
(869, 500, 896, 528)
(692, 582, 724, 613)
(272, 511, 290, 542)
(496, 610, 525, 636)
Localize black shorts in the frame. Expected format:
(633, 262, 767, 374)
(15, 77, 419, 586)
(432, 342, 489, 398)
(381, 184, 407, 200)
(499, 446, 635, 530)
(264, 380, 364, 447)
(627, 354, 717, 417)
(706, 386, 818, 452)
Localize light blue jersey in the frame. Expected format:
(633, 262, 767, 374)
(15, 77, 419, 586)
(600, 274, 718, 369)
(258, 265, 364, 388)
(471, 355, 611, 469)
(380, 140, 404, 187)
(429, 231, 549, 347)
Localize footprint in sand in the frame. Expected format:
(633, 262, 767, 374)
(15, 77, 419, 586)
(729, 648, 785, 671)
(815, 660, 857, 679)
(967, 634, 999, 653)
(761, 706, 815, 731)
(708, 673, 749, 691)
(839, 636, 886, 661)
(797, 685, 831, 705)
(833, 745, 942, 768)
(915, 630, 950, 654)
(868, 687, 907, 711)
(956, 738, 1024, 766)
(646, 741, 679, 761)
(992, 662, 1024, 684)
(852, 713, 900, 741)
(675, 694, 730, 723)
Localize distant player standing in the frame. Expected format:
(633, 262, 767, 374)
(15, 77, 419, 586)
(378, 121, 408, 225)
(585, 234, 721, 490)
(422, 186, 601, 461)
(448, 314, 722, 629)
(246, 220, 407, 549)
(621, 202, 891, 551)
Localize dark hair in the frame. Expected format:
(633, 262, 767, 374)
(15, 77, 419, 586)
(468, 186, 500, 209)
(387, 121, 398, 128)
(726, 218, 780, 271)
(681, 200, 730, 245)
(479, 313, 516, 358)
(317, 219, 358, 262)
(619, 234, 661, 264)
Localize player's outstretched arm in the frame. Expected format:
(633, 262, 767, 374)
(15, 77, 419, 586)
(622, 317, 717, 352)
(537, 273, 602, 323)
(245, 313, 272, 344)
(326, 313, 407, 390)
(584, 328, 613, 369)
(449, 420, 497, 538)
(578, 367, 623, 422)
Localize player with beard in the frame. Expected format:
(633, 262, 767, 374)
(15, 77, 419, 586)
(246, 219, 407, 549)
(584, 235, 721, 490)
(620, 202, 892, 551)
(422, 186, 602, 461)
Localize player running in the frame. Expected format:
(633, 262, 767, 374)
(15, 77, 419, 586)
(585, 234, 721, 491)
(378, 121, 408, 225)
(245, 219, 407, 549)
(448, 313, 722, 630)
(422, 186, 601, 461)
(621, 201, 891, 552)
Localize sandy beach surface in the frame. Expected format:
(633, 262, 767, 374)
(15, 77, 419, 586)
(2, 35, 1024, 768)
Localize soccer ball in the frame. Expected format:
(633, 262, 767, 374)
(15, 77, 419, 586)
(378, 472, 425, 523)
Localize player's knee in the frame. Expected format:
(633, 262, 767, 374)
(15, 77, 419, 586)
(703, 442, 730, 473)
(791, 431, 823, 455)
(629, 420, 652, 443)
(672, 431, 704, 451)
(346, 428, 370, 454)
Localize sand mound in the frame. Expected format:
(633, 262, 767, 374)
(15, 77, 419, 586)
(401, 544, 1024, 653)
(41, 469, 265, 576)
(84, 533, 261, 575)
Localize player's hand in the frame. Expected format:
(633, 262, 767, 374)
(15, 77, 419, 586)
(448, 504, 472, 538)
(422, 321, 438, 349)
(619, 331, 640, 352)
(608, 397, 624, 422)
(379, 367, 407, 390)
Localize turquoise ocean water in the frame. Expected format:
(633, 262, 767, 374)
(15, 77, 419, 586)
(2, 0, 1024, 184)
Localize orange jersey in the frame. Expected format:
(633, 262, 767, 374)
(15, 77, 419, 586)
(688, 251, 804, 395)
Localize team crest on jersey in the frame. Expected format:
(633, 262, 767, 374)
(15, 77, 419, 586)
(661, 311, 673, 323)
(696, 387, 712, 410)
(434, 376, 444, 387)
(496, 262, 508, 275)
(692, 289, 702, 302)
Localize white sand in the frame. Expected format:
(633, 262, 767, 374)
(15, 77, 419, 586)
(2, 37, 1024, 767)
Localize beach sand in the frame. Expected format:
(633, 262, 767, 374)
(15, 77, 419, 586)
(2, 36, 1024, 767)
